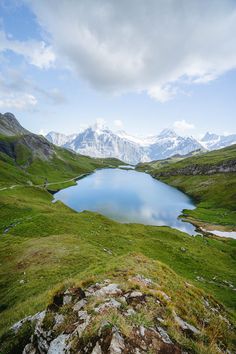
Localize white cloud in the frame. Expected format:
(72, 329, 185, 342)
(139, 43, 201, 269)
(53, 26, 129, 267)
(0, 70, 66, 106)
(114, 119, 123, 129)
(0, 30, 55, 69)
(0, 93, 37, 110)
(148, 85, 177, 103)
(27, 0, 236, 101)
(173, 120, 195, 134)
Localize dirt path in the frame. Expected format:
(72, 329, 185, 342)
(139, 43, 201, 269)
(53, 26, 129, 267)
(0, 173, 89, 192)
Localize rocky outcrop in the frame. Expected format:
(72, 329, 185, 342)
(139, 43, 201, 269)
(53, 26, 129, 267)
(9, 275, 234, 354)
(0, 112, 30, 136)
(155, 159, 236, 177)
(0, 113, 56, 164)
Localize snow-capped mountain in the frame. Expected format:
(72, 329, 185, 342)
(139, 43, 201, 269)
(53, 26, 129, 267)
(46, 124, 204, 164)
(200, 132, 236, 150)
(65, 125, 149, 164)
(147, 129, 203, 161)
(46, 131, 76, 146)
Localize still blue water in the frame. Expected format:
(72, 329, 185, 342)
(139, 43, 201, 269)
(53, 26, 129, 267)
(53, 168, 196, 234)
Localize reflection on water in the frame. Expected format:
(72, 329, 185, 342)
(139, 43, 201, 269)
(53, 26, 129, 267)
(53, 168, 196, 235)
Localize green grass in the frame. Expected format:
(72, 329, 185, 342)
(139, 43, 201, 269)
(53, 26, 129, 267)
(0, 185, 235, 335)
(0, 133, 122, 189)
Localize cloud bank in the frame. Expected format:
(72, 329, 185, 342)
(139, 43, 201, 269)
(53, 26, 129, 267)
(27, 0, 236, 101)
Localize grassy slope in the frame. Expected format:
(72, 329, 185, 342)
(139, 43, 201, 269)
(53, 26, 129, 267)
(0, 185, 235, 335)
(0, 136, 235, 346)
(2, 254, 235, 354)
(137, 145, 236, 228)
(0, 134, 122, 190)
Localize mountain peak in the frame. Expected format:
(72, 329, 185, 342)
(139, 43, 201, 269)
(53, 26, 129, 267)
(0, 112, 30, 136)
(201, 132, 220, 142)
(158, 128, 177, 138)
(92, 120, 109, 132)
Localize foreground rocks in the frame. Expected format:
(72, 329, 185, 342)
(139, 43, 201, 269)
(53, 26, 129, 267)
(9, 273, 234, 354)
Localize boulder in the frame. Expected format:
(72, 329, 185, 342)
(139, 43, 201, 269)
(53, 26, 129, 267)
(48, 334, 70, 354)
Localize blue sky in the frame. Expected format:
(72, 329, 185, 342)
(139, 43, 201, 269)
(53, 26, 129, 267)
(0, 0, 236, 137)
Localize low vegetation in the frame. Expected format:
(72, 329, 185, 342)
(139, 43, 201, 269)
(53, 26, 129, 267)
(2, 254, 235, 354)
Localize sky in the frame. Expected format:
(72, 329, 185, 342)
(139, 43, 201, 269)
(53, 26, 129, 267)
(0, 0, 236, 138)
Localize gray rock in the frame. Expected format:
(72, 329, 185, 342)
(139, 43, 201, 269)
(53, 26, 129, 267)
(48, 334, 70, 354)
(73, 298, 87, 312)
(92, 341, 103, 354)
(11, 311, 45, 333)
(174, 314, 200, 335)
(157, 291, 171, 301)
(95, 298, 121, 313)
(23, 343, 37, 354)
(63, 290, 73, 305)
(125, 308, 136, 316)
(156, 317, 165, 324)
(75, 311, 91, 337)
(129, 291, 143, 298)
(94, 284, 122, 297)
(53, 313, 65, 330)
(157, 326, 173, 344)
(109, 328, 125, 353)
(140, 325, 145, 336)
(131, 274, 153, 287)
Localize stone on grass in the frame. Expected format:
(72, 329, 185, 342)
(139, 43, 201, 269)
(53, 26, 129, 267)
(73, 298, 87, 312)
(48, 334, 69, 354)
(92, 341, 102, 354)
(94, 284, 122, 297)
(95, 298, 121, 313)
(129, 291, 143, 298)
(157, 326, 173, 344)
(174, 314, 200, 335)
(109, 328, 125, 354)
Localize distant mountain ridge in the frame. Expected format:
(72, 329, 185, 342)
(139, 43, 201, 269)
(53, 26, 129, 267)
(46, 125, 204, 164)
(47, 125, 236, 164)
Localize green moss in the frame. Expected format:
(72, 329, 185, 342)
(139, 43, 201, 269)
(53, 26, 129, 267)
(0, 321, 34, 354)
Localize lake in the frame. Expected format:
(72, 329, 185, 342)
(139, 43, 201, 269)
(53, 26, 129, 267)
(53, 168, 196, 235)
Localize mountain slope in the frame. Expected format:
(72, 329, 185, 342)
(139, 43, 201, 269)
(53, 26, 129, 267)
(0, 112, 30, 136)
(0, 113, 122, 188)
(201, 132, 236, 150)
(137, 144, 236, 230)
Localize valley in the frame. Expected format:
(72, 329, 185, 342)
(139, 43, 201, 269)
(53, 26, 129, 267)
(0, 113, 236, 353)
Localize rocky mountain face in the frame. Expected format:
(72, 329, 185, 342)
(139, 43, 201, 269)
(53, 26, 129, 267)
(156, 158, 236, 177)
(200, 132, 236, 150)
(46, 132, 77, 147)
(0, 112, 30, 136)
(0, 112, 55, 163)
(46, 126, 203, 164)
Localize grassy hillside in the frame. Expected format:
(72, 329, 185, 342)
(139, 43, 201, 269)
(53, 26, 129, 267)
(0, 133, 122, 190)
(137, 145, 236, 229)
(0, 128, 235, 352)
(1, 254, 235, 354)
(0, 184, 235, 335)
